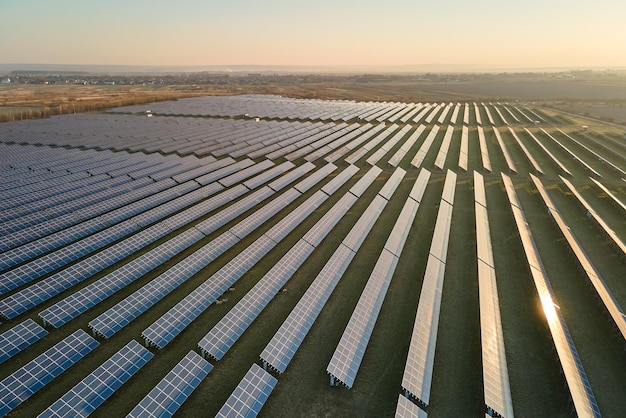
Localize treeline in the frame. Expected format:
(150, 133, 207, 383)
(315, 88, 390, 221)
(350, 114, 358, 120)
(0, 93, 202, 123)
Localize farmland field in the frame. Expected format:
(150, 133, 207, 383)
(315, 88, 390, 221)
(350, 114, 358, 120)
(0, 95, 624, 417)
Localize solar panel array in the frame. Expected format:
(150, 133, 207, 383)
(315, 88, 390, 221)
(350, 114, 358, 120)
(199, 166, 380, 362)
(530, 174, 626, 341)
(261, 168, 432, 375)
(0, 318, 47, 364)
(502, 173, 601, 418)
(215, 364, 278, 418)
(474, 172, 514, 418)
(0, 93, 623, 417)
(127, 351, 213, 418)
(327, 167, 432, 388)
(560, 176, 626, 257)
(398, 170, 456, 413)
(40, 340, 153, 417)
(0, 329, 99, 416)
(141, 166, 358, 349)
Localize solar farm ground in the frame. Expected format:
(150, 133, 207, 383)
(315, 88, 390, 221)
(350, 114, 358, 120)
(0, 96, 624, 417)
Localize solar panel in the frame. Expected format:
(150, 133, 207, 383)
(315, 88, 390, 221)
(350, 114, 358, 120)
(39, 340, 153, 418)
(342, 195, 387, 252)
(0, 329, 99, 417)
(560, 176, 626, 256)
(192, 185, 271, 232)
(441, 169, 457, 206)
(531, 175, 626, 341)
(508, 127, 544, 175)
(0, 318, 48, 365)
(199, 240, 315, 360)
(429, 201, 453, 263)
(229, 188, 301, 239)
(141, 235, 277, 349)
(265, 191, 327, 244)
(502, 173, 601, 418)
(408, 169, 432, 204)
(388, 125, 426, 167)
(215, 364, 277, 418)
(589, 177, 625, 213)
(395, 394, 427, 418)
(345, 124, 399, 165)
(474, 172, 514, 418)
(492, 127, 517, 173)
(400, 254, 445, 408)
(473, 169, 487, 207)
(327, 248, 398, 388)
(268, 161, 316, 192)
(307, 194, 357, 244)
(219, 160, 275, 187)
(411, 125, 440, 168)
(539, 129, 601, 178)
(127, 351, 212, 418)
(349, 165, 382, 198)
(459, 125, 469, 171)
(260, 243, 355, 373)
(385, 199, 419, 257)
(434, 125, 454, 170)
(0, 224, 172, 320)
(88, 231, 240, 338)
(195, 159, 255, 186)
(243, 161, 294, 190)
(320, 164, 360, 196)
(378, 167, 406, 201)
(143, 170, 349, 349)
(476, 125, 493, 172)
(293, 163, 336, 194)
(39, 227, 205, 328)
(523, 128, 571, 176)
(366, 125, 411, 166)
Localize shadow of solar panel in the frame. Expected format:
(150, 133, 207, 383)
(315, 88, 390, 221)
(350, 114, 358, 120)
(127, 351, 212, 418)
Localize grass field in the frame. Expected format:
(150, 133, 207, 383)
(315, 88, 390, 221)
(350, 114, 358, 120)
(0, 95, 624, 417)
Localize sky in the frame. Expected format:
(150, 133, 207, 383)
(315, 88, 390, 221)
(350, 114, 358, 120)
(1, 0, 625, 70)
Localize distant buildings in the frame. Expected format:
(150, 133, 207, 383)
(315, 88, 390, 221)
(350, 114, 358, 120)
(0, 78, 10, 84)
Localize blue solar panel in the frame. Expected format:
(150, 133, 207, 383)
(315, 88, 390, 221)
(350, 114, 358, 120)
(39, 340, 153, 418)
(88, 232, 240, 338)
(0, 318, 48, 365)
(39, 228, 204, 328)
(216, 364, 277, 418)
(142, 178, 342, 349)
(142, 235, 276, 349)
(0, 225, 171, 320)
(127, 351, 212, 418)
(0, 329, 99, 417)
(199, 240, 315, 360)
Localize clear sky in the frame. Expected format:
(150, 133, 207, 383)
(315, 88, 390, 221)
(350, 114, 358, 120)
(1, 0, 625, 69)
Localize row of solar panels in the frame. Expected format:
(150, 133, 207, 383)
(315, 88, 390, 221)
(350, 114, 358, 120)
(0, 164, 623, 417)
(1, 105, 624, 416)
(0, 102, 555, 160)
(108, 95, 541, 126)
(502, 174, 602, 418)
(2, 114, 620, 192)
(2, 122, 621, 284)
